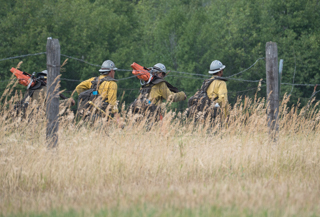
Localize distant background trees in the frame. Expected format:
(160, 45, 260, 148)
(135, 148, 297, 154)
(1, 0, 319, 111)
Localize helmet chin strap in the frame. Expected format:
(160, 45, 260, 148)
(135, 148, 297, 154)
(100, 71, 110, 75)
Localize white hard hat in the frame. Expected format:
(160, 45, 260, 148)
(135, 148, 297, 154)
(99, 60, 117, 73)
(208, 60, 226, 74)
(41, 70, 48, 75)
(153, 63, 167, 74)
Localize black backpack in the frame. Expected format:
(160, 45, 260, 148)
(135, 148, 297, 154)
(78, 76, 117, 111)
(14, 77, 47, 114)
(188, 76, 228, 114)
(188, 78, 218, 113)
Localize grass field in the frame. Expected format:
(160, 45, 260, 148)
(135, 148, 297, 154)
(1, 84, 320, 216)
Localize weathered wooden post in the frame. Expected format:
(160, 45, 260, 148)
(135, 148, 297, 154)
(46, 37, 60, 148)
(266, 42, 279, 142)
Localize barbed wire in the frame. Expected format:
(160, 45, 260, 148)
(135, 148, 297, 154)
(169, 70, 211, 78)
(0, 52, 319, 87)
(227, 57, 265, 78)
(166, 75, 208, 80)
(117, 75, 138, 80)
(1, 75, 319, 87)
(1, 52, 319, 107)
(228, 78, 263, 83)
(0, 52, 265, 82)
(230, 85, 266, 94)
(281, 83, 319, 87)
(61, 54, 133, 72)
(60, 75, 137, 82)
(0, 52, 46, 62)
(60, 54, 100, 67)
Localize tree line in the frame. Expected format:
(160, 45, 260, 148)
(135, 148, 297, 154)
(1, 0, 319, 111)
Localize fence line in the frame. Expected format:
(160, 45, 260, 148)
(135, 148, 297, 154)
(60, 54, 100, 67)
(1, 52, 319, 87)
(1, 74, 319, 87)
(0, 52, 46, 62)
(1, 75, 319, 87)
(227, 57, 265, 78)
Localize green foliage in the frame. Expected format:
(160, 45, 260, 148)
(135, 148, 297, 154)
(0, 0, 319, 108)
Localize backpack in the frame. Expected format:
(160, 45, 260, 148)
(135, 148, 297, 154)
(130, 77, 179, 115)
(14, 77, 47, 115)
(78, 76, 116, 112)
(188, 78, 218, 114)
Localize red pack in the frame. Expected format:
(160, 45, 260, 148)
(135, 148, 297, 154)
(131, 62, 153, 84)
(10, 67, 36, 88)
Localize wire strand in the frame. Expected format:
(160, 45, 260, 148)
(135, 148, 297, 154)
(0, 52, 46, 62)
(0, 52, 319, 87)
(227, 57, 265, 78)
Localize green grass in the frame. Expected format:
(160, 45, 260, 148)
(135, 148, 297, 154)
(3, 206, 319, 217)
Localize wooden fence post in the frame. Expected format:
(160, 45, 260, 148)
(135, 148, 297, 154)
(46, 37, 60, 148)
(266, 42, 279, 142)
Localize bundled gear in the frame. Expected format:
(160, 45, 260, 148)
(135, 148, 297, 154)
(77, 76, 117, 112)
(12, 69, 55, 115)
(131, 62, 154, 85)
(13, 69, 48, 111)
(130, 62, 185, 121)
(131, 62, 168, 85)
(188, 76, 227, 118)
(10, 67, 38, 88)
(10, 68, 72, 118)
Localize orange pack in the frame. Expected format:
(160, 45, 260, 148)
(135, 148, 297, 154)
(10, 67, 36, 88)
(131, 62, 153, 84)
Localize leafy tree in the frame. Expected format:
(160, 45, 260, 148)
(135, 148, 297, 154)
(0, 0, 319, 110)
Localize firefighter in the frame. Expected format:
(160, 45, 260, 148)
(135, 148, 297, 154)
(75, 60, 118, 115)
(147, 63, 186, 104)
(205, 60, 229, 119)
(14, 69, 75, 115)
(31, 70, 74, 104)
(131, 63, 186, 118)
(207, 60, 228, 109)
(187, 60, 228, 121)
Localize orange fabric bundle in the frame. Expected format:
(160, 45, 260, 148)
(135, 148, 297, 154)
(131, 62, 153, 83)
(10, 67, 35, 87)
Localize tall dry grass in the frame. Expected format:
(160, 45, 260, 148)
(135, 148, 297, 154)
(0, 85, 320, 216)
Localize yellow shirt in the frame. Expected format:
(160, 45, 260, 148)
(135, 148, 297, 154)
(206, 75, 228, 115)
(147, 82, 186, 104)
(206, 75, 228, 106)
(75, 75, 118, 113)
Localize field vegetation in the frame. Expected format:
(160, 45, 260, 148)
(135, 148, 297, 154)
(1, 80, 320, 216)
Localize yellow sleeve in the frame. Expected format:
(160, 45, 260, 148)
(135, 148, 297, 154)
(216, 82, 229, 116)
(99, 81, 118, 113)
(75, 77, 95, 94)
(158, 82, 186, 102)
(207, 82, 215, 101)
(216, 82, 228, 105)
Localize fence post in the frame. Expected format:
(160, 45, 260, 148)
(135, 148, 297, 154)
(46, 37, 60, 148)
(266, 42, 279, 142)
(279, 59, 284, 99)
